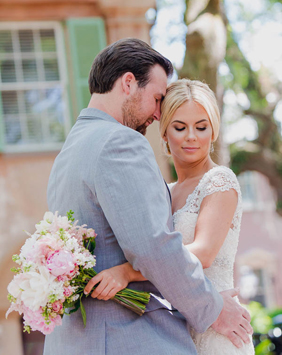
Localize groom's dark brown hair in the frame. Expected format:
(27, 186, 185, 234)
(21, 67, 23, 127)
(88, 38, 173, 95)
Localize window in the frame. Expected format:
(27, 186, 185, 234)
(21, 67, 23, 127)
(239, 265, 275, 308)
(237, 171, 258, 210)
(0, 22, 70, 152)
(238, 171, 277, 211)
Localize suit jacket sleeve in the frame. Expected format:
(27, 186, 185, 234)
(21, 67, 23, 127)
(92, 126, 223, 333)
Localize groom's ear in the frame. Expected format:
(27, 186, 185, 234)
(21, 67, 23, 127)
(121, 72, 137, 95)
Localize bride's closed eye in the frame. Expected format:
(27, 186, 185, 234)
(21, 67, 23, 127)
(197, 127, 207, 131)
(174, 127, 185, 131)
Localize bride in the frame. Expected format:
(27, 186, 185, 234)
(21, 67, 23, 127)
(84, 79, 254, 354)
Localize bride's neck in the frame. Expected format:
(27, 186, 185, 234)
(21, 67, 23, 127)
(174, 156, 215, 184)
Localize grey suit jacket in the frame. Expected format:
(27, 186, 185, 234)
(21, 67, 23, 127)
(43, 108, 223, 355)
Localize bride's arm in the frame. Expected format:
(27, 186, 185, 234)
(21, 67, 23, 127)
(85, 189, 238, 298)
(186, 189, 238, 269)
(84, 262, 146, 300)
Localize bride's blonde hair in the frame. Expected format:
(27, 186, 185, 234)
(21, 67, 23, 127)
(160, 79, 220, 150)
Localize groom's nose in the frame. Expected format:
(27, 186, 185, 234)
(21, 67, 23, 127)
(153, 103, 161, 121)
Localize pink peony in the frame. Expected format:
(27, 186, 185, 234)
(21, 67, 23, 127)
(56, 275, 68, 282)
(36, 235, 63, 259)
(23, 306, 62, 335)
(47, 250, 75, 277)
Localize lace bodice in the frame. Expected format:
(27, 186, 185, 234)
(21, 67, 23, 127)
(169, 166, 243, 292)
(169, 166, 253, 354)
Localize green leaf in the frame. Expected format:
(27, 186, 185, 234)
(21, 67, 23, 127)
(89, 239, 96, 254)
(80, 295, 87, 327)
(65, 300, 80, 315)
(66, 210, 75, 222)
(84, 237, 96, 254)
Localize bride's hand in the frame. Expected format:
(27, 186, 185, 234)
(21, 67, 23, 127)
(84, 264, 130, 301)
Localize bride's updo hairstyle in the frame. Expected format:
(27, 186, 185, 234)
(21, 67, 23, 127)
(160, 79, 220, 150)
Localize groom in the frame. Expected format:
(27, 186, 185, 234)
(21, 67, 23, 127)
(44, 38, 252, 354)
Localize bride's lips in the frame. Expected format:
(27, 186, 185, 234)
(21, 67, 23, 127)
(182, 147, 199, 152)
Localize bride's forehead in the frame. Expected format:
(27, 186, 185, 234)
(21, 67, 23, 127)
(171, 102, 210, 120)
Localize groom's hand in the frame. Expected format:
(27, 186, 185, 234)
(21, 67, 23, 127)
(211, 288, 253, 348)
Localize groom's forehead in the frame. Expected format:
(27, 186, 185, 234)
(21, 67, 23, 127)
(146, 65, 168, 95)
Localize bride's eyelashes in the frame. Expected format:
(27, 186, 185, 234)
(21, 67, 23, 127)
(174, 126, 207, 132)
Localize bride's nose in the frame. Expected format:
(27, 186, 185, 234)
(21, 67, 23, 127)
(185, 128, 197, 141)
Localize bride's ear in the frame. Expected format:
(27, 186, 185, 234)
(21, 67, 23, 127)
(163, 133, 168, 142)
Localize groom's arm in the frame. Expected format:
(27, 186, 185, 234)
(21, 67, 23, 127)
(91, 126, 222, 333)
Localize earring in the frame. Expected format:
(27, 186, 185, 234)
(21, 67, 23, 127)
(210, 143, 214, 153)
(166, 142, 171, 154)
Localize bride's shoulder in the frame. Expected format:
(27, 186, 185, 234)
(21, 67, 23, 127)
(206, 165, 237, 179)
(200, 166, 241, 194)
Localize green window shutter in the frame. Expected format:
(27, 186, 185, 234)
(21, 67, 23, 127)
(0, 93, 4, 152)
(67, 18, 107, 117)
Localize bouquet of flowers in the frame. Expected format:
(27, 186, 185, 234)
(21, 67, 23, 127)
(6, 211, 150, 335)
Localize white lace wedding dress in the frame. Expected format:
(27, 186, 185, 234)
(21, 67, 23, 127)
(169, 166, 254, 355)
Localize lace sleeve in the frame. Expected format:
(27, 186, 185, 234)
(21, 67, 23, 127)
(189, 167, 242, 231)
(203, 167, 241, 198)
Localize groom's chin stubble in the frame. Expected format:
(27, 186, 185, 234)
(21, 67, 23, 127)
(136, 124, 147, 136)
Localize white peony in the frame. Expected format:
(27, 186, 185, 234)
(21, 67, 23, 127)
(20, 234, 38, 259)
(8, 273, 26, 299)
(19, 266, 56, 311)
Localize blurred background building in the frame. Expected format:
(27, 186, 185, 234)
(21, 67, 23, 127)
(0, 0, 281, 354)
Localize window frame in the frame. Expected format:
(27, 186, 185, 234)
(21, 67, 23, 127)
(0, 21, 71, 153)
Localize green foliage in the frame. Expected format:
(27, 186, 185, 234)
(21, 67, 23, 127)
(268, 308, 282, 319)
(23, 325, 31, 334)
(80, 294, 87, 327)
(277, 200, 282, 213)
(12, 254, 20, 263)
(255, 337, 275, 355)
(276, 160, 282, 177)
(84, 237, 96, 255)
(7, 293, 16, 303)
(170, 160, 178, 182)
(247, 302, 273, 334)
(67, 210, 75, 222)
(229, 145, 249, 175)
(246, 302, 282, 354)
(10, 267, 21, 274)
(225, 30, 269, 111)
